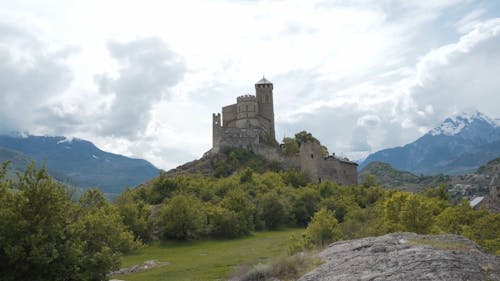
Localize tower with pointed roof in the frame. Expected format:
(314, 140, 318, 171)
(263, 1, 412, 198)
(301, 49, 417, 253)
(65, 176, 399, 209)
(255, 77, 275, 139)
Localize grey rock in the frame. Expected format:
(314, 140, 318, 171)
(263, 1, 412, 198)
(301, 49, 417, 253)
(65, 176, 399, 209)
(298, 233, 499, 281)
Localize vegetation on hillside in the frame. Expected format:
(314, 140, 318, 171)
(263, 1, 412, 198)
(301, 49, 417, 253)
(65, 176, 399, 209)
(476, 156, 500, 174)
(123, 161, 499, 255)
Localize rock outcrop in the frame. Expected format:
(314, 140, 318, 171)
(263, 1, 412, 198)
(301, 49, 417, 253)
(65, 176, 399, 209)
(298, 233, 499, 281)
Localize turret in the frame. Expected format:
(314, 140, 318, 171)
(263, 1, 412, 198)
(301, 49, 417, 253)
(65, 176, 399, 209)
(255, 77, 275, 138)
(212, 113, 221, 150)
(236, 95, 258, 119)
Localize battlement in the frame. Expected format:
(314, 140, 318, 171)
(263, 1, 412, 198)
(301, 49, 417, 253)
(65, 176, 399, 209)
(237, 95, 257, 103)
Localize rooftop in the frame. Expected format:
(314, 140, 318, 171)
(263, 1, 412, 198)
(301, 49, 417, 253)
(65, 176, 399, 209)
(255, 76, 272, 85)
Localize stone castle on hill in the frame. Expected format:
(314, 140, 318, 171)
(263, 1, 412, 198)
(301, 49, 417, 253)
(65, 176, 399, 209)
(210, 77, 358, 186)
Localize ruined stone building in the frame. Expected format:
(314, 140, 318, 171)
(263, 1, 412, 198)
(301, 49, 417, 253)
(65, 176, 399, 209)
(210, 77, 358, 186)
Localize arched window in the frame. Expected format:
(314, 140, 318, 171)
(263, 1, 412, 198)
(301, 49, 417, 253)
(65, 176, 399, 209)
(265, 95, 269, 103)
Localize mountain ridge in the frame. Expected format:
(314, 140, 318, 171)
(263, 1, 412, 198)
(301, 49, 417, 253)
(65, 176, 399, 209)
(0, 134, 160, 195)
(360, 111, 500, 175)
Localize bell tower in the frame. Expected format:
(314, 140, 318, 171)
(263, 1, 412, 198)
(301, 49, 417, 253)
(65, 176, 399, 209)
(255, 77, 275, 139)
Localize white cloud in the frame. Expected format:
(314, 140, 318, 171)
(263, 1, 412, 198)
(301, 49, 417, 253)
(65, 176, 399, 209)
(0, 0, 499, 168)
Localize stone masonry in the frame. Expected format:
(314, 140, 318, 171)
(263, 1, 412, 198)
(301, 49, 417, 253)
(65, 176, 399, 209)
(210, 77, 358, 186)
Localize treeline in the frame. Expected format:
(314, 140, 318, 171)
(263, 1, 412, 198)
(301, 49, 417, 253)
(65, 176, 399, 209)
(121, 167, 499, 254)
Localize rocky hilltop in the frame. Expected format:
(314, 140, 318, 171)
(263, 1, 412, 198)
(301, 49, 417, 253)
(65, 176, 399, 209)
(299, 233, 499, 281)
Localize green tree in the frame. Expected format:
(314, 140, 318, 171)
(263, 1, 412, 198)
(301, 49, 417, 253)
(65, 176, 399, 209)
(207, 205, 241, 238)
(294, 131, 319, 145)
(282, 137, 300, 155)
(383, 191, 410, 232)
(159, 194, 206, 240)
(221, 189, 255, 235)
(292, 187, 321, 226)
(240, 167, 254, 183)
(115, 188, 152, 242)
(76, 189, 141, 280)
(282, 169, 310, 188)
(0, 164, 139, 281)
(258, 191, 289, 229)
(399, 194, 434, 233)
(306, 208, 342, 247)
(361, 174, 378, 188)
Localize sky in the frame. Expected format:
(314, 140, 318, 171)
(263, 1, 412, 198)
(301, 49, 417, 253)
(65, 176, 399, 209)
(1, 0, 500, 170)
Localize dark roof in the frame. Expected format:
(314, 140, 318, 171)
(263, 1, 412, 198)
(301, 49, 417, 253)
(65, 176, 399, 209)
(255, 77, 272, 85)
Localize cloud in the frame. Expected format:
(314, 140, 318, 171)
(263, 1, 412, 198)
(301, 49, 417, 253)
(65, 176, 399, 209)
(407, 18, 500, 129)
(0, 22, 73, 133)
(94, 37, 186, 138)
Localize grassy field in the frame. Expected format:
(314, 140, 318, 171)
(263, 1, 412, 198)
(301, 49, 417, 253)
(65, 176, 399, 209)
(113, 228, 304, 281)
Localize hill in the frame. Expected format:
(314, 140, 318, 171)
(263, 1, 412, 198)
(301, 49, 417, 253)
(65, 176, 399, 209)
(0, 134, 159, 195)
(360, 111, 500, 175)
(359, 157, 500, 200)
(0, 146, 35, 179)
(358, 161, 450, 192)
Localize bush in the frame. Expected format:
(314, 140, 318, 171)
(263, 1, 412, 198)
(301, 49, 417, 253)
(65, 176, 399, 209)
(159, 194, 206, 240)
(306, 208, 342, 248)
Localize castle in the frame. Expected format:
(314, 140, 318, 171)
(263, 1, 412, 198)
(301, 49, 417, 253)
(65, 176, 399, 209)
(211, 77, 358, 186)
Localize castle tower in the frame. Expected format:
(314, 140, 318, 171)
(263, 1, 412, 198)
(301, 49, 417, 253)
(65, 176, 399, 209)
(212, 113, 221, 151)
(235, 95, 260, 129)
(255, 77, 275, 139)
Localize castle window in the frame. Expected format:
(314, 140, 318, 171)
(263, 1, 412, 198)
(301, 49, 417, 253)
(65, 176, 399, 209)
(265, 95, 269, 103)
(318, 177, 322, 183)
(310, 154, 314, 159)
(246, 105, 248, 111)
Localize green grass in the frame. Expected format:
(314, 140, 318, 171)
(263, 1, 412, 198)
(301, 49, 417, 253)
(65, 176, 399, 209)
(113, 228, 304, 281)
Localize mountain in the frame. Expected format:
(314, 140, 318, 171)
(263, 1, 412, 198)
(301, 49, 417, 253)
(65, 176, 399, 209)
(360, 111, 500, 175)
(0, 134, 159, 195)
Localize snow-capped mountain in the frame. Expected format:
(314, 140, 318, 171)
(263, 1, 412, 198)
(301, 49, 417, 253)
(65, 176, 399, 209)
(360, 111, 500, 175)
(0, 134, 159, 196)
(429, 111, 499, 136)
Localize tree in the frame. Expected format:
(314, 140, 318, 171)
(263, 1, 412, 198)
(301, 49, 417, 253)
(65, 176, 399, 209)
(159, 194, 206, 240)
(282, 137, 299, 155)
(221, 189, 255, 235)
(294, 131, 319, 145)
(207, 205, 241, 238)
(115, 188, 152, 242)
(361, 174, 378, 188)
(292, 187, 320, 226)
(306, 208, 342, 247)
(258, 191, 289, 229)
(76, 189, 141, 280)
(240, 167, 254, 183)
(0, 164, 139, 281)
(399, 194, 434, 233)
